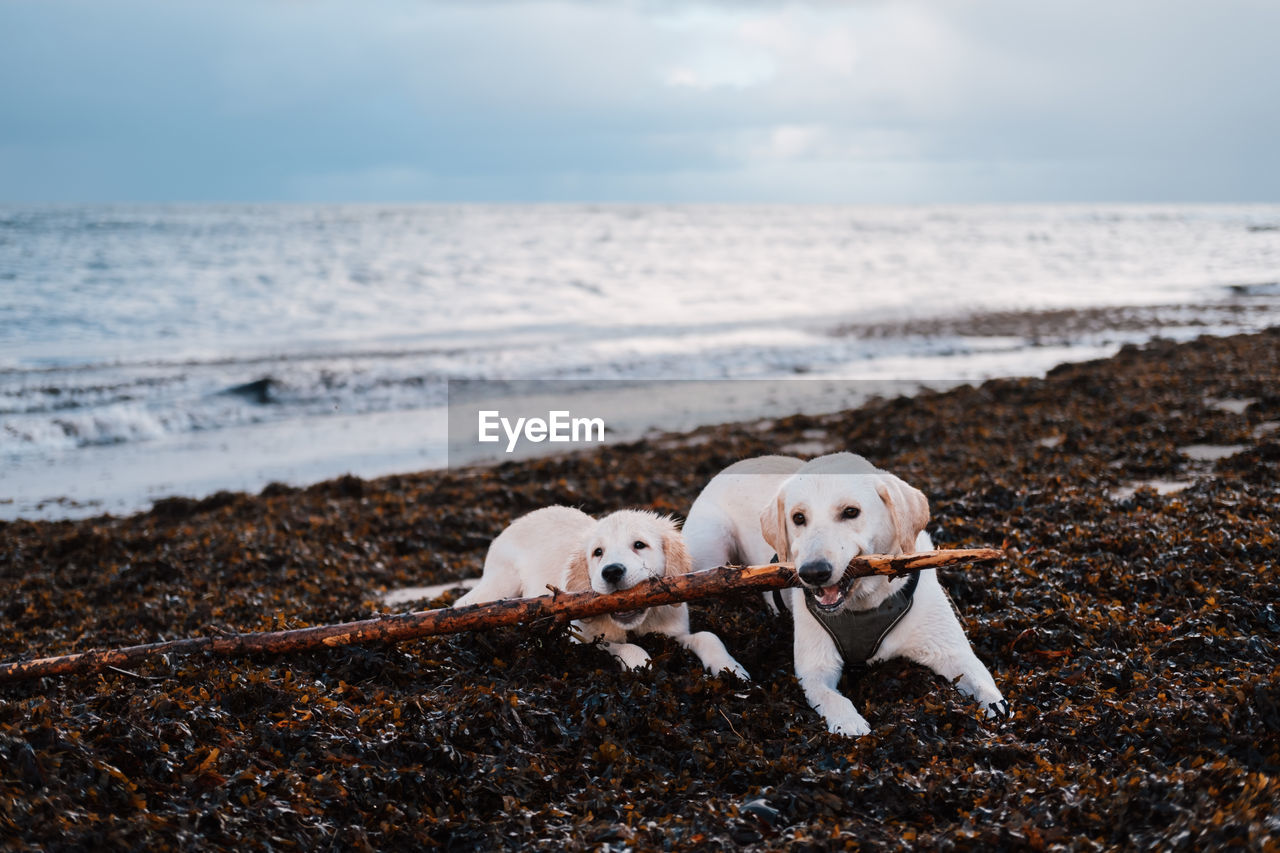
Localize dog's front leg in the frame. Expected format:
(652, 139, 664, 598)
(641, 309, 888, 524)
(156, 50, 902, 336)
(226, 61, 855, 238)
(570, 619, 652, 671)
(660, 604, 747, 676)
(600, 641, 653, 671)
(792, 603, 870, 736)
(903, 641, 1007, 718)
(676, 631, 750, 680)
(884, 582, 1009, 718)
(928, 649, 1007, 717)
(649, 604, 750, 679)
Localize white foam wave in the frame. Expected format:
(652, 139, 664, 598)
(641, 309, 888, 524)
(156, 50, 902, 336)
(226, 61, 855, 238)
(3, 203, 1280, 515)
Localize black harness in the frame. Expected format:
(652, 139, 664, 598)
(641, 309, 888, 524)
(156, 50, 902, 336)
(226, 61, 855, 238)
(771, 555, 920, 666)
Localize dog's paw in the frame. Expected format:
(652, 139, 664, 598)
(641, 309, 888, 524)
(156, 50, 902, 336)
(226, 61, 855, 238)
(824, 709, 871, 737)
(827, 714, 871, 737)
(700, 649, 750, 681)
(611, 644, 653, 671)
(683, 632, 749, 681)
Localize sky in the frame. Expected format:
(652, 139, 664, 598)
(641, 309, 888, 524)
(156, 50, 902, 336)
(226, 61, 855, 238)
(1, 0, 1278, 204)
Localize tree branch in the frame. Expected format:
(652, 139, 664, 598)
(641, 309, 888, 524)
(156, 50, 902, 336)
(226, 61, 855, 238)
(0, 548, 1001, 683)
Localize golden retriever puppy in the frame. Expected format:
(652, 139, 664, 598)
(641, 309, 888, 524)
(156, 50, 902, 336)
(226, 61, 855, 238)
(455, 506, 748, 678)
(683, 453, 1005, 736)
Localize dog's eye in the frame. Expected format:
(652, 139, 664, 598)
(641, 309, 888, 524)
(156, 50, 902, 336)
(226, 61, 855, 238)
(592, 547, 603, 558)
(842, 506, 861, 520)
(633, 540, 647, 550)
(791, 511, 806, 526)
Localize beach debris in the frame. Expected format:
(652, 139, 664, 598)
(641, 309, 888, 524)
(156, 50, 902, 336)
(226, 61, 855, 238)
(1, 329, 1277, 849)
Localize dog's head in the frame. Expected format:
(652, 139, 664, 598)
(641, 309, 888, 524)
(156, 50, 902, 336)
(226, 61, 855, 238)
(565, 510, 690, 629)
(760, 452, 928, 613)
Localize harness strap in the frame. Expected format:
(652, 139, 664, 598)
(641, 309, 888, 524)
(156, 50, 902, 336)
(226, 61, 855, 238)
(804, 570, 920, 666)
(769, 554, 787, 613)
(769, 553, 922, 666)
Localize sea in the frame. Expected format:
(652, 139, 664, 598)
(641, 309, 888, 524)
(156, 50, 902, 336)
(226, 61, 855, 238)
(2, 203, 1279, 520)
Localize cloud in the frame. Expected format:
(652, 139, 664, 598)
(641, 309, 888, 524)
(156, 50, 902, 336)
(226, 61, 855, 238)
(0, 0, 1277, 201)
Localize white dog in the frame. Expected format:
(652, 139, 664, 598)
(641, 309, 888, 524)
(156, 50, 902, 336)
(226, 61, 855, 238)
(682, 453, 1006, 736)
(447, 506, 748, 678)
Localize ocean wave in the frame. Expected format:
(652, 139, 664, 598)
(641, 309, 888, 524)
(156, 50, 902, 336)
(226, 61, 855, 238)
(3, 202, 1280, 466)
(6, 297, 1277, 459)
(2, 403, 197, 453)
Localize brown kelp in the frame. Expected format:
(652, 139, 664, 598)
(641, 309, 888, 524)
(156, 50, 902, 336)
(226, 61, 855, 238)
(2, 330, 1278, 850)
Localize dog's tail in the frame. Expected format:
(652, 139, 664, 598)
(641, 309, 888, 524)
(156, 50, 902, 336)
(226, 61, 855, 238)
(381, 577, 480, 607)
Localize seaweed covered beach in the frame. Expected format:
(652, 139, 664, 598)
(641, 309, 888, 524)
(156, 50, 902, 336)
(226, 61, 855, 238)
(2, 330, 1278, 850)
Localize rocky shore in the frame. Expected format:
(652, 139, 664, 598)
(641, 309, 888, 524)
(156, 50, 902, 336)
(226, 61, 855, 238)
(2, 329, 1278, 850)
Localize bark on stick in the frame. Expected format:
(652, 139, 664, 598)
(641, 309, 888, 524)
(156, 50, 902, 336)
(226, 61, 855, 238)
(0, 548, 1001, 684)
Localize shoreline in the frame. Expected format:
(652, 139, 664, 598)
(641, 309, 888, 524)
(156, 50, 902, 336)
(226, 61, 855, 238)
(2, 329, 1278, 847)
(5, 297, 1279, 523)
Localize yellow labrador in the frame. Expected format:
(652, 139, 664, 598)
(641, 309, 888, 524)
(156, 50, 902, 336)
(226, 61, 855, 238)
(683, 453, 1005, 735)
(453, 506, 749, 678)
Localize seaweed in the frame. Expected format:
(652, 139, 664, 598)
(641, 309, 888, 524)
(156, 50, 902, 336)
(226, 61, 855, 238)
(2, 329, 1278, 850)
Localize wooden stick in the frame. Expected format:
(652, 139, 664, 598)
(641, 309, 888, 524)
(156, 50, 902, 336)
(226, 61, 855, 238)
(0, 548, 1000, 684)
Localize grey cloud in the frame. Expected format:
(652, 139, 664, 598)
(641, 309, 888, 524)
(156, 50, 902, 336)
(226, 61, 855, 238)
(0, 0, 1276, 201)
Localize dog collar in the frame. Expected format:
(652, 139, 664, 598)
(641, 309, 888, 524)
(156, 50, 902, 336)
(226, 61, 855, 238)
(772, 554, 920, 665)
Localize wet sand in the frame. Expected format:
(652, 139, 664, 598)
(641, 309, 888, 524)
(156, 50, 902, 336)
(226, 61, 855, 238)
(1, 329, 1278, 849)
(830, 298, 1275, 346)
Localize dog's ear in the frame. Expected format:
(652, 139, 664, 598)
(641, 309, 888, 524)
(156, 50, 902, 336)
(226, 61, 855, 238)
(562, 547, 590, 592)
(759, 488, 791, 561)
(661, 519, 692, 578)
(875, 475, 930, 555)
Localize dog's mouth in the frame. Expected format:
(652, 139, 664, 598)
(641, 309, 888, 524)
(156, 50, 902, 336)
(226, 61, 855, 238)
(806, 571, 858, 612)
(610, 608, 647, 628)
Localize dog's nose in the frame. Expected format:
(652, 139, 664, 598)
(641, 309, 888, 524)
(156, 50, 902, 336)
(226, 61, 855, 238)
(798, 559, 833, 586)
(601, 563, 626, 585)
